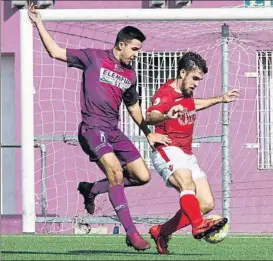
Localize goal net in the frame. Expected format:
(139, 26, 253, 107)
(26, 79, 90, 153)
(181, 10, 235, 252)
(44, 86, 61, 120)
(21, 8, 273, 234)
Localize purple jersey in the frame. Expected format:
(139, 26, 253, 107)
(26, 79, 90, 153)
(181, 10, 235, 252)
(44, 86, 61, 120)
(66, 48, 139, 129)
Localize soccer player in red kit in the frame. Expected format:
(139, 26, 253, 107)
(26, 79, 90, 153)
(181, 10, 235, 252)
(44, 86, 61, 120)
(146, 52, 240, 254)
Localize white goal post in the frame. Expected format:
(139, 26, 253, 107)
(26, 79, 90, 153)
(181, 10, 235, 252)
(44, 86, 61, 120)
(20, 8, 273, 233)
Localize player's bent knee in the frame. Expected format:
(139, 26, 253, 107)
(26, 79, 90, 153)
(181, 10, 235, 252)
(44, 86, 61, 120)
(126, 159, 151, 185)
(139, 173, 151, 184)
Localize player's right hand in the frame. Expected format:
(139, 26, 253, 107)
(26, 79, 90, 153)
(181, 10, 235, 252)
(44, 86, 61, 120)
(166, 105, 185, 119)
(28, 3, 42, 26)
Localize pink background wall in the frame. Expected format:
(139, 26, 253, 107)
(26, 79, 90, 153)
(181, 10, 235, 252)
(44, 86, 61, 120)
(1, 0, 273, 234)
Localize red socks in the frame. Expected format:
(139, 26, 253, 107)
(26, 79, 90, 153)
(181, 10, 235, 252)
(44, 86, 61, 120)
(160, 190, 203, 236)
(179, 191, 203, 228)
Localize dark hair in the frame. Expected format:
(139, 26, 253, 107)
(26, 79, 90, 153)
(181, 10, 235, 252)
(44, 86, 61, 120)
(115, 26, 146, 46)
(177, 52, 208, 78)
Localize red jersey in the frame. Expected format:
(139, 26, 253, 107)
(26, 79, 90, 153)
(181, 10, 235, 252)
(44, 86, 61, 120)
(147, 80, 196, 155)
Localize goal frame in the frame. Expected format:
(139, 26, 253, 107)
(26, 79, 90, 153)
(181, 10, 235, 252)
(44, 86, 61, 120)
(20, 7, 273, 233)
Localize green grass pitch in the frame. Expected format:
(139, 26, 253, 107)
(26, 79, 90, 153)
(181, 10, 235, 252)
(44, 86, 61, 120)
(1, 234, 272, 260)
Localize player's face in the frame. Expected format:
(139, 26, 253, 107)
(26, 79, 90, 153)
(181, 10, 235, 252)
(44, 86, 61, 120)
(180, 68, 204, 97)
(119, 39, 142, 65)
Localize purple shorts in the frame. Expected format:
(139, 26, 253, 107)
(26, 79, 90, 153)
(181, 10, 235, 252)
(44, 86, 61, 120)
(78, 122, 141, 166)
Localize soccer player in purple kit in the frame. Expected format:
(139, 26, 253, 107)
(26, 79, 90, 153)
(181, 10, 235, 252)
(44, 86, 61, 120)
(28, 4, 171, 250)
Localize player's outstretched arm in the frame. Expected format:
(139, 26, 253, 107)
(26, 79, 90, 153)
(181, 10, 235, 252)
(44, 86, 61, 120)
(146, 110, 167, 126)
(28, 3, 67, 62)
(194, 88, 240, 111)
(146, 105, 185, 125)
(127, 103, 171, 149)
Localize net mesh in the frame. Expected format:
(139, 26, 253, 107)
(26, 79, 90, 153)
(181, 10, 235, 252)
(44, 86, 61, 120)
(33, 20, 273, 234)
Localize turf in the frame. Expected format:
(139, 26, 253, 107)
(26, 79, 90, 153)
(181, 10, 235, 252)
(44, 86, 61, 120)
(1, 234, 272, 260)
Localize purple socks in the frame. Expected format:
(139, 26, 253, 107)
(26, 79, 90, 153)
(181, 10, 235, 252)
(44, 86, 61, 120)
(108, 185, 137, 235)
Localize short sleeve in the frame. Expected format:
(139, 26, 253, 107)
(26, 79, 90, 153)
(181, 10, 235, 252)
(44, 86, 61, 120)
(147, 91, 172, 114)
(66, 48, 94, 70)
(123, 83, 139, 107)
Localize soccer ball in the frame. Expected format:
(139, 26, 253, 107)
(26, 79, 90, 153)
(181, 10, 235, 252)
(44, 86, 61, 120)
(203, 215, 230, 244)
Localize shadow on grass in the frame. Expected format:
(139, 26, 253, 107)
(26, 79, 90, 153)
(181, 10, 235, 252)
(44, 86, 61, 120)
(69, 249, 211, 256)
(2, 250, 212, 256)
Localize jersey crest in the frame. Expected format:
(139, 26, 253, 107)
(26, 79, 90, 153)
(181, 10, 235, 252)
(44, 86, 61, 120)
(153, 97, 161, 106)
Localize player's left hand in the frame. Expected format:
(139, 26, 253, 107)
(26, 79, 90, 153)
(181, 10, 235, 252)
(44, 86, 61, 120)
(28, 3, 42, 26)
(147, 133, 171, 151)
(222, 88, 241, 103)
